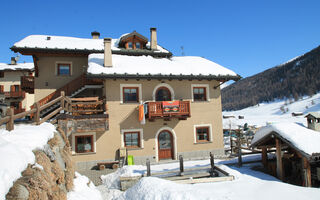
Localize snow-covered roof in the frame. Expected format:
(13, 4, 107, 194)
(87, 54, 239, 79)
(12, 35, 169, 54)
(305, 112, 320, 119)
(0, 62, 34, 71)
(251, 123, 320, 156)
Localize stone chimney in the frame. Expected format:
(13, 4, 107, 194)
(104, 38, 112, 67)
(91, 31, 100, 39)
(150, 27, 157, 50)
(10, 57, 16, 65)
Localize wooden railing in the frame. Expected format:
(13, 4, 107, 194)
(147, 101, 191, 120)
(21, 76, 34, 89)
(3, 91, 25, 98)
(0, 91, 107, 131)
(33, 74, 101, 109)
(13, 108, 25, 115)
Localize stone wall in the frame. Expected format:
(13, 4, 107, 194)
(6, 129, 75, 200)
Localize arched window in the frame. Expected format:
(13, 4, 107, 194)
(156, 87, 171, 101)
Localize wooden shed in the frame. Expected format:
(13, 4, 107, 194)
(251, 123, 320, 187)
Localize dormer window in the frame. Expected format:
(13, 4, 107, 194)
(136, 42, 141, 49)
(119, 31, 148, 50)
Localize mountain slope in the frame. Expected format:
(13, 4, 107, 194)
(222, 45, 320, 111)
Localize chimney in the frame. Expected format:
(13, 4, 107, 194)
(10, 57, 16, 65)
(91, 31, 100, 39)
(104, 38, 112, 67)
(150, 27, 157, 50)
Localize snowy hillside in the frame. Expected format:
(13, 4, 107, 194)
(223, 92, 320, 128)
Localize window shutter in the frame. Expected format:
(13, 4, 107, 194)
(0, 85, 3, 93)
(11, 85, 15, 92)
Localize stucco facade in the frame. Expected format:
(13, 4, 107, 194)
(34, 56, 87, 101)
(72, 79, 225, 167)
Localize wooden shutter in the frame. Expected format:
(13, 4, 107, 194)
(0, 85, 3, 93)
(10, 85, 15, 92)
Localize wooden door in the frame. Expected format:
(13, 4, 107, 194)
(158, 130, 173, 160)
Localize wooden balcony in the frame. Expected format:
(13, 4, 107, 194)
(21, 76, 34, 93)
(4, 91, 25, 98)
(147, 101, 191, 121)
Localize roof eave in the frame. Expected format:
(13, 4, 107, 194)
(86, 73, 241, 82)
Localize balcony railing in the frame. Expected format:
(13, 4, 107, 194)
(21, 76, 34, 92)
(4, 91, 25, 98)
(147, 101, 191, 120)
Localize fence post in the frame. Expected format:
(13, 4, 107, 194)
(179, 155, 184, 176)
(237, 130, 242, 167)
(6, 107, 14, 131)
(34, 102, 40, 125)
(60, 91, 65, 111)
(146, 158, 151, 177)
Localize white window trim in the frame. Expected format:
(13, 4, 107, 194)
(191, 84, 210, 102)
(155, 127, 177, 162)
(72, 132, 96, 154)
(120, 84, 142, 104)
(193, 124, 213, 143)
(152, 83, 175, 101)
(55, 61, 73, 76)
(121, 128, 144, 148)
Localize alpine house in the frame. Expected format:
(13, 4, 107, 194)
(11, 28, 240, 170)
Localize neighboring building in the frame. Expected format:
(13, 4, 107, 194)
(0, 58, 34, 115)
(11, 28, 240, 169)
(251, 123, 320, 187)
(305, 112, 320, 132)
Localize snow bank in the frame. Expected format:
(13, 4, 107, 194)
(67, 172, 102, 200)
(117, 164, 320, 200)
(0, 62, 34, 71)
(88, 54, 238, 77)
(252, 122, 320, 155)
(0, 123, 55, 199)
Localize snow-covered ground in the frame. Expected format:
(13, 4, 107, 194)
(0, 123, 55, 200)
(70, 156, 320, 200)
(223, 92, 320, 128)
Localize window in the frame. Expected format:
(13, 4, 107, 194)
(11, 85, 20, 92)
(0, 72, 4, 78)
(57, 63, 71, 75)
(193, 87, 206, 101)
(128, 42, 133, 49)
(156, 87, 171, 101)
(75, 135, 93, 153)
(196, 127, 209, 142)
(136, 42, 141, 49)
(191, 84, 209, 102)
(123, 87, 139, 103)
(124, 132, 140, 148)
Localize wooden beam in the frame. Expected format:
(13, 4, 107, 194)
(262, 147, 268, 168)
(276, 138, 284, 181)
(303, 157, 312, 187)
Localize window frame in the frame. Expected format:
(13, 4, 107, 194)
(123, 87, 139, 103)
(191, 84, 210, 102)
(194, 124, 213, 143)
(196, 126, 210, 142)
(121, 128, 144, 149)
(124, 132, 140, 148)
(57, 63, 71, 76)
(120, 84, 142, 104)
(75, 135, 94, 153)
(193, 87, 207, 101)
(72, 132, 96, 154)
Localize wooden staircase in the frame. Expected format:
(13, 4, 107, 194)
(31, 74, 102, 118)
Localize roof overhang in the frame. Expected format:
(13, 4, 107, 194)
(86, 73, 241, 82)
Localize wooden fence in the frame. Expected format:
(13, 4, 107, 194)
(0, 91, 106, 131)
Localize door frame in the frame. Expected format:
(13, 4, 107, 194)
(155, 127, 177, 162)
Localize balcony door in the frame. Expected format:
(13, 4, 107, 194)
(158, 130, 174, 160)
(156, 87, 171, 101)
